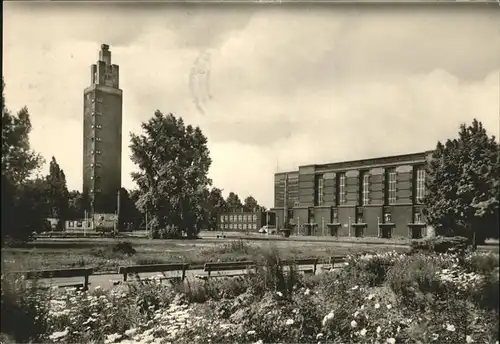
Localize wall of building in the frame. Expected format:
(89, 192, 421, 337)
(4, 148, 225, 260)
(273, 151, 432, 238)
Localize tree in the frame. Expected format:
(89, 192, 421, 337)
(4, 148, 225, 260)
(130, 111, 212, 239)
(68, 190, 85, 220)
(424, 119, 500, 245)
(46, 157, 70, 229)
(243, 195, 261, 212)
(118, 187, 142, 231)
(206, 187, 228, 230)
(226, 192, 243, 212)
(1, 79, 44, 242)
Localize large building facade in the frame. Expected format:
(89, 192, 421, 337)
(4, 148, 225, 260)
(83, 44, 123, 216)
(271, 151, 433, 239)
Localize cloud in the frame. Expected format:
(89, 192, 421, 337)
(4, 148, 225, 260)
(3, 4, 499, 208)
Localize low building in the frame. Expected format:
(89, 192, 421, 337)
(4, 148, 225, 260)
(270, 151, 434, 239)
(217, 209, 274, 232)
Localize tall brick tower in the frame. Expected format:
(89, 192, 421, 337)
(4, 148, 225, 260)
(83, 44, 123, 217)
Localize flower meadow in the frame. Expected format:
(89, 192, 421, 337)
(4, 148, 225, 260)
(1, 250, 498, 344)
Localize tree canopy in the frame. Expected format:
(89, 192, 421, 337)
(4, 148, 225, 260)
(226, 192, 243, 212)
(424, 119, 500, 244)
(130, 111, 212, 238)
(46, 157, 70, 228)
(2, 79, 46, 242)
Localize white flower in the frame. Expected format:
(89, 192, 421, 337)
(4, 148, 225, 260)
(360, 328, 367, 336)
(304, 288, 311, 296)
(354, 311, 360, 317)
(446, 323, 456, 332)
(104, 333, 122, 344)
(351, 285, 359, 290)
(374, 303, 380, 309)
(285, 319, 294, 326)
(254, 340, 263, 344)
(322, 311, 334, 326)
(367, 293, 375, 300)
(247, 330, 256, 335)
(386, 304, 392, 309)
(276, 291, 283, 297)
(466, 335, 474, 343)
(360, 305, 365, 310)
(49, 328, 69, 340)
(351, 320, 358, 328)
(386, 338, 396, 344)
(376, 326, 382, 334)
(316, 333, 324, 339)
(125, 328, 137, 336)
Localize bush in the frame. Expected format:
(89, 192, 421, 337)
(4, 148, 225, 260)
(1, 273, 50, 343)
(410, 236, 469, 254)
(112, 241, 136, 256)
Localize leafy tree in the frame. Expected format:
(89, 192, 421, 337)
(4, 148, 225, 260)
(130, 111, 212, 239)
(206, 187, 228, 230)
(243, 195, 261, 212)
(1, 79, 44, 242)
(424, 119, 500, 245)
(118, 187, 142, 231)
(226, 192, 243, 212)
(68, 190, 85, 220)
(46, 157, 69, 229)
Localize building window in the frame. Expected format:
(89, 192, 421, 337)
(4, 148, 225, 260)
(315, 176, 324, 206)
(221, 216, 225, 223)
(230, 215, 234, 222)
(387, 168, 397, 204)
(414, 212, 422, 223)
(337, 173, 346, 205)
(91, 98, 95, 103)
(243, 224, 247, 230)
(97, 98, 103, 103)
(332, 208, 338, 223)
(96, 137, 102, 141)
(253, 214, 257, 221)
(238, 215, 242, 222)
(416, 167, 425, 203)
(361, 172, 370, 205)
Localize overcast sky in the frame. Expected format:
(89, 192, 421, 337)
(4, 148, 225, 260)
(3, 3, 499, 208)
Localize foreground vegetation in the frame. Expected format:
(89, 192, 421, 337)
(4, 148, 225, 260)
(2, 248, 498, 344)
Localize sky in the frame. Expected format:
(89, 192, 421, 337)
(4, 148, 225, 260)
(3, 3, 500, 208)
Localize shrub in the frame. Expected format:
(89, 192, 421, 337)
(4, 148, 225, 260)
(112, 241, 136, 256)
(410, 236, 469, 254)
(1, 273, 50, 343)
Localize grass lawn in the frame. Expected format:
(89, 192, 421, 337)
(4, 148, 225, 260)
(2, 237, 411, 274)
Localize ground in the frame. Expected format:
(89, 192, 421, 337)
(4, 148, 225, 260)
(2, 231, 498, 274)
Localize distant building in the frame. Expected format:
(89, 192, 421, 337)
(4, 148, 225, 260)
(270, 151, 434, 239)
(82, 44, 123, 216)
(217, 209, 275, 232)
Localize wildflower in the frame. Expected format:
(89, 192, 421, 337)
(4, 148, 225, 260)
(374, 303, 380, 309)
(286, 319, 294, 326)
(354, 311, 360, 317)
(367, 293, 375, 300)
(466, 335, 473, 343)
(376, 326, 382, 334)
(351, 285, 359, 290)
(322, 311, 334, 326)
(386, 338, 396, 344)
(49, 328, 69, 341)
(276, 291, 283, 297)
(316, 333, 324, 339)
(360, 328, 367, 336)
(351, 320, 358, 328)
(446, 323, 456, 332)
(125, 328, 137, 336)
(254, 340, 264, 344)
(386, 304, 392, 309)
(104, 333, 122, 344)
(360, 305, 365, 310)
(247, 330, 256, 335)
(304, 288, 311, 296)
